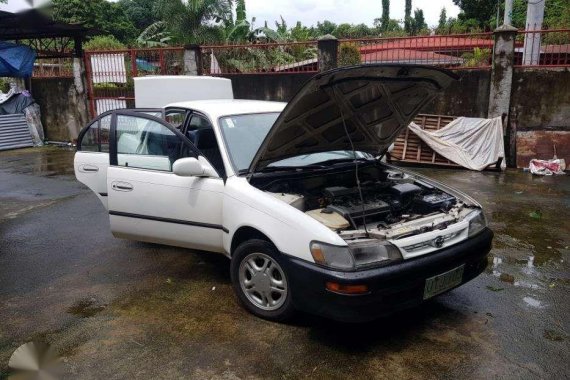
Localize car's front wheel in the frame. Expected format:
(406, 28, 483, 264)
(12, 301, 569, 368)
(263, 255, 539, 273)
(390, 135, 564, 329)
(230, 239, 295, 321)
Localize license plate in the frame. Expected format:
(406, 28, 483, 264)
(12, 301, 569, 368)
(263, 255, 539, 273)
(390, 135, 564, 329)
(423, 264, 465, 300)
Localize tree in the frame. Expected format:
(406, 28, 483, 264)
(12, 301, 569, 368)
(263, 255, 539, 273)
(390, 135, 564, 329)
(452, 0, 497, 29)
(315, 20, 337, 36)
(374, 17, 403, 35)
(381, 0, 390, 31)
(154, 0, 232, 44)
(52, 0, 138, 43)
(333, 23, 352, 38)
(224, 0, 255, 43)
(118, 0, 158, 31)
(411, 8, 427, 35)
(404, 0, 412, 34)
(437, 7, 447, 33)
(290, 21, 311, 42)
(546, 0, 570, 28)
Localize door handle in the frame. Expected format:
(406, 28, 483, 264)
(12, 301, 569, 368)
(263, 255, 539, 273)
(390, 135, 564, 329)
(81, 164, 99, 173)
(111, 181, 133, 191)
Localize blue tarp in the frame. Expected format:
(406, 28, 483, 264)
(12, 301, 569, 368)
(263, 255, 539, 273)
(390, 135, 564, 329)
(136, 58, 158, 72)
(0, 42, 36, 77)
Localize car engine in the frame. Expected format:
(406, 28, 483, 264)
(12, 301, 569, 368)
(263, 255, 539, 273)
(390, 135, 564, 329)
(255, 164, 461, 234)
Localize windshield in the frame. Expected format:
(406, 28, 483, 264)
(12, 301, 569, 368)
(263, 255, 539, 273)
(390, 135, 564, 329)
(220, 113, 374, 173)
(220, 113, 280, 172)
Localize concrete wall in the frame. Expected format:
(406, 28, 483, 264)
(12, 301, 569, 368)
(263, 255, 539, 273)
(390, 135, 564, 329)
(224, 70, 492, 117)
(222, 73, 314, 102)
(423, 70, 491, 117)
(510, 68, 570, 167)
(31, 77, 89, 142)
(224, 68, 569, 168)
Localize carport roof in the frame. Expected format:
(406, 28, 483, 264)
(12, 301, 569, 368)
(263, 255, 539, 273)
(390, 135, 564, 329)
(0, 9, 96, 40)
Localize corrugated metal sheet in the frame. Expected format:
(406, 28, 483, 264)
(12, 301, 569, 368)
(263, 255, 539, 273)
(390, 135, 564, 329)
(0, 113, 34, 151)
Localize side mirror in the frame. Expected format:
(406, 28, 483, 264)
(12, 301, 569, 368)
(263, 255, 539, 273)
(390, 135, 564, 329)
(173, 157, 216, 177)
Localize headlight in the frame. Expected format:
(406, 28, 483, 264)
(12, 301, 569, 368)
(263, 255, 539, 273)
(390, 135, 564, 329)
(349, 240, 402, 268)
(310, 242, 354, 270)
(310, 240, 402, 270)
(466, 209, 487, 237)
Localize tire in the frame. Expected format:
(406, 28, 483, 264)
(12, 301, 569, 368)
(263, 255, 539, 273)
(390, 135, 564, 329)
(230, 239, 295, 322)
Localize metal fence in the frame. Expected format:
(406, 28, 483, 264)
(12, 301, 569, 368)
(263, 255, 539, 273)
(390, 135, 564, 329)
(514, 29, 570, 67)
(84, 47, 185, 116)
(200, 41, 319, 75)
(339, 32, 495, 69)
(82, 29, 570, 117)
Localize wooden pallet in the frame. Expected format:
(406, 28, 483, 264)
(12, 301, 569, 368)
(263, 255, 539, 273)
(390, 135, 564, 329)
(390, 113, 460, 167)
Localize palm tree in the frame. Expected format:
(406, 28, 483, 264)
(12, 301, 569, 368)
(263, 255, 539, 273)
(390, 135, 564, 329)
(155, 0, 232, 44)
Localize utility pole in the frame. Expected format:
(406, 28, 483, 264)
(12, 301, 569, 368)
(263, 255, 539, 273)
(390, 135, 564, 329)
(504, 0, 513, 25)
(522, 0, 546, 65)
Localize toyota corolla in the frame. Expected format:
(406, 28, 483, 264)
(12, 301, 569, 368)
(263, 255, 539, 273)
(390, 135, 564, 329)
(74, 65, 493, 322)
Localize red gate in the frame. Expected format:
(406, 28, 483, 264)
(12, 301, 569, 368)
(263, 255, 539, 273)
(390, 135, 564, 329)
(84, 47, 185, 117)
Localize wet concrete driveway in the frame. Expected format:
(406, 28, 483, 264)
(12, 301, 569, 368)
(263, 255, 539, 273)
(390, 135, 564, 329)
(1, 147, 568, 379)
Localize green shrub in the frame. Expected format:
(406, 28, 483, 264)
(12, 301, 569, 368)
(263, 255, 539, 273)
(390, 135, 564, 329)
(338, 43, 361, 67)
(84, 35, 126, 51)
(462, 47, 491, 67)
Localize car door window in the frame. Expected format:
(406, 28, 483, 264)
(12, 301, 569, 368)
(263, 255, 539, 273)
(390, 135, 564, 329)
(78, 114, 111, 152)
(186, 114, 226, 177)
(115, 114, 193, 172)
(79, 120, 99, 151)
(165, 109, 187, 130)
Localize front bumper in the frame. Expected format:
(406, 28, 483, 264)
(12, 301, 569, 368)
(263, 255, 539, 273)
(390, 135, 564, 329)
(282, 228, 493, 322)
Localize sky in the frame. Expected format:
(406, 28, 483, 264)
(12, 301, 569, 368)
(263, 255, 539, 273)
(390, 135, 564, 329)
(243, 0, 461, 28)
(1, 0, 462, 28)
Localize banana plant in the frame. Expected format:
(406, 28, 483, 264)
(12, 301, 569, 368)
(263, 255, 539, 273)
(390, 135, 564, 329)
(136, 21, 172, 47)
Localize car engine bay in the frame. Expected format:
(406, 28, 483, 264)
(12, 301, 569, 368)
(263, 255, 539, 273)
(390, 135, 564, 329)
(251, 163, 475, 241)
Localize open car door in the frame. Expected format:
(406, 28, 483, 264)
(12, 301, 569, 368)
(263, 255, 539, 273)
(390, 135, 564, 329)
(75, 108, 163, 209)
(105, 110, 226, 252)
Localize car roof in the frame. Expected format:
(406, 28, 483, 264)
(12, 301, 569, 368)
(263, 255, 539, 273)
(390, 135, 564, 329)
(165, 99, 286, 120)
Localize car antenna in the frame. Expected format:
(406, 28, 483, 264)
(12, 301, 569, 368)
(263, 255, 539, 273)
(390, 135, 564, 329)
(339, 107, 369, 238)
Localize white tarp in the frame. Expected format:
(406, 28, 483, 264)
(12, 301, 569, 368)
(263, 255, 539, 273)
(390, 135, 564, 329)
(210, 50, 220, 74)
(408, 116, 505, 171)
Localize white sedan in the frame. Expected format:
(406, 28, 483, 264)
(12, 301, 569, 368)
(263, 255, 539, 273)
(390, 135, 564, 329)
(74, 65, 492, 322)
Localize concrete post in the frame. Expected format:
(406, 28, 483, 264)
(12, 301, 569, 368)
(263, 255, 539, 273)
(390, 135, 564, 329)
(183, 44, 203, 75)
(318, 35, 338, 72)
(503, 0, 513, 25)
(522, 0, 545, 65)
(488, 25, 518, 122)
(71, 56, 90, 140)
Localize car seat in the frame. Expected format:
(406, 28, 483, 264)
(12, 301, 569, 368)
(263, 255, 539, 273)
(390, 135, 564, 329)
(192, 129, 226, 177)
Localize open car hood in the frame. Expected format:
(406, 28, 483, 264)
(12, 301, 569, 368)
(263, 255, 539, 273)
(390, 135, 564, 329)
(248, 64, 457, 173)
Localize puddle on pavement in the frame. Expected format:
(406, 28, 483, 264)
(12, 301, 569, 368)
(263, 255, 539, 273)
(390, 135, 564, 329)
(522, 296, 544, 309)
(67, 297, 107, 318)
(0, 146, 75, 177)
(414, 167, 569, 317)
